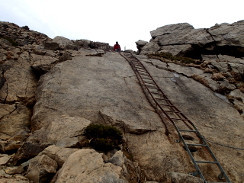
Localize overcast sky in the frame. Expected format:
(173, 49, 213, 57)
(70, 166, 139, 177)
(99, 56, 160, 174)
(0, 0, 243, 50)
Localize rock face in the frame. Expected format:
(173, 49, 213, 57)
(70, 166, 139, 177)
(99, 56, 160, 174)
(138, 20, 244, 58)
(1, 20, 244, 183)
(55, 149, 126, 183)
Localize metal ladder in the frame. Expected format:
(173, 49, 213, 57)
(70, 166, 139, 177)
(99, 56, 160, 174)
(120, 52, 231, 183)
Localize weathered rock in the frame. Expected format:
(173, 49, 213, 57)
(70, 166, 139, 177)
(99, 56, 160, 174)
(0, 22, 49, 46)
(0, 104, 30, 152)
(52, 36, 73, 49)
(108, 150, 125, 167)
(0, 154, 11, 165)
(211, 73, 225, 81)
(44, 41, 60, 50)
(158, 44, 193, 56)
(0, 176, 29, 183)
(140, 41, 161, 55)
(229, 89, 244, 102)
(136, 40, 148, 53)
(39, 145, 79, 167)
(55, 149, 127, 183)
(150, 23, 194, 39)
(58, 51, 72, 62)
(136, 40, 148, 47)
(11, 142, 49, 165)
(31, 51, 162, 135)
(29, 115, 91, 147)
(166, 172, 203, 183)
(26, 154, 58, 183)
(140, 58, 243, 182)
(208, 21, 244, 52)
(210, 61, 229, 73)
(4, 162, 28, 175)
(1, 20, 243, 183)
(73, 39, 91, 49)
(142, 21, 244, 58)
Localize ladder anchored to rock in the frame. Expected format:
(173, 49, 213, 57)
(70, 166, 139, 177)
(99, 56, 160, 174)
(120, 52, 231, 183)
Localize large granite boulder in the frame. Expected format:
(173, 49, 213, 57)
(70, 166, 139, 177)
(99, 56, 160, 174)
(52, 36, 73, 49)
(139, 20, 244, 58)
(55, 149, 127, 183)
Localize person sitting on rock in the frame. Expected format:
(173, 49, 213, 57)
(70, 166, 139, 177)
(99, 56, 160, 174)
(113, 41, 121, 52)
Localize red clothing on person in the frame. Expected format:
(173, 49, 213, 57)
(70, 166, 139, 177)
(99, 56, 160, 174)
(113, 43, 121, 51)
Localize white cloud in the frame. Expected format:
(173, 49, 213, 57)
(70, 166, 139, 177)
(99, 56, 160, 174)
(0, 0, 243, 50)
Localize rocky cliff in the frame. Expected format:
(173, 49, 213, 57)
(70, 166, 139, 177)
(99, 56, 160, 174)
(0, 21, 243, 183)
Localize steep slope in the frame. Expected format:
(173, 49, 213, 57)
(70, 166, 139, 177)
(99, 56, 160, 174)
(0, 21, 243, 183)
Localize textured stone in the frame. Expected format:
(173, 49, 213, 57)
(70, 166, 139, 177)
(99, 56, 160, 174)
(166, 172, 203, 183)
(140, 41, 160, 54)
(44, 41, 60, 50)
(26, 154, 58, 183)
(150, 23, 194, 38)
(108, 150, 125, 167)
(0, 177, 29, 183)
(55, 149, 127, 183)
(0, 154, 10, 165)
(142, 21, 244, 58)
(39, 145, 79, 167)
(0, 104, 30, 152)
(29, 115, 91, 147)
(208, 20, 244, 47)
(136, 40, 148, 47)
(158, 44, 193, 56)
(52, 36, 73, 49)
(31, 51, 161, 135)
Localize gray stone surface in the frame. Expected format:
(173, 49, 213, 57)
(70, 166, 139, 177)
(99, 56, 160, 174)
(26, 154, 58, 183)
(141, 21, 244, 57)
(166, 172, 203, 183)
(31, 51, 162, 132)
(150, 23, 194, 38)
(39, 145, 79, 167)
(29, 51, 244, 182)
(55, 149, 127, 183)
(52, 36, 73, 49)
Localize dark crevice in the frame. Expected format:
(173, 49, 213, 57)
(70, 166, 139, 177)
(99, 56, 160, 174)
(0, 70, 6, 89)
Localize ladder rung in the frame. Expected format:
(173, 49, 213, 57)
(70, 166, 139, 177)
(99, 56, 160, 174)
(136, 67, 145, 71)
(151, 92, 160, 95)
(186, 143, 207, 147)
(146, 85, 157, 89)
(179, 129, 197, 133)
(164, 110, 180, 113)
(155, 97, 168, 100)
(142, 76, 152, 79)
(195, 160, 218, 164)
(140, 73, 150, 76)
(141, 77, 151, 80)
(135, 67, 144, 70)
(144, 82, 154, 85)
(136, 70, 147, 74)
(171, 118, 182, 121)
(158, 103, 174, 107)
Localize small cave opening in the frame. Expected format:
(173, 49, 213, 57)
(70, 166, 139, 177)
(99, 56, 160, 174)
(182, 44, 203, 60)
(180, 43, 244, 60)
(216, 45, 244, 58)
